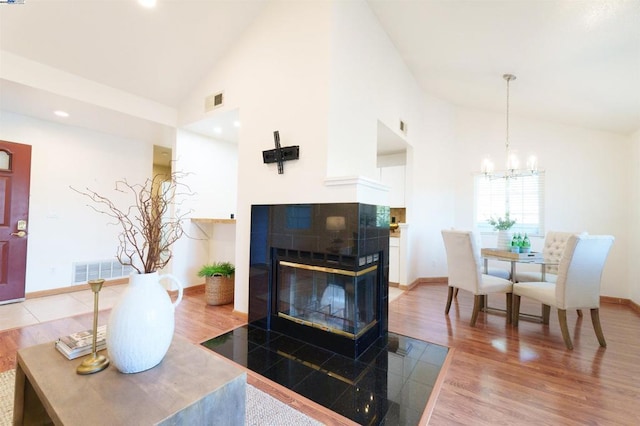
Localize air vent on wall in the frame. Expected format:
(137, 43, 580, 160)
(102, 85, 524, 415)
(73, 260, 134, 284)
(204, 91, 224, 112)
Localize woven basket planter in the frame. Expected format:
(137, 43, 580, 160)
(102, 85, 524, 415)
(205, 275, 234, 305)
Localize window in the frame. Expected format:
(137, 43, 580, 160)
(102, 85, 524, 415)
(474, 172, 545, 236)
(0, 150, 10, 171)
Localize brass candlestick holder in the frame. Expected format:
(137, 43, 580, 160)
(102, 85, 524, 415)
(77, 279, 110, 375)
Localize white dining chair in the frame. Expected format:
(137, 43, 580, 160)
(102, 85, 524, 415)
(512, 234, 614, 349)
(514, 231, 576, 283)
(441, 230, 513, 326)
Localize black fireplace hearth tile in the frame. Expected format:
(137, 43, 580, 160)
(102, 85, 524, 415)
(397, 380, 433, 418)
(246, 346, 287, 374)
(352, 364, 398, 397)
(410, 360, 443, 386)
(293, 370, 351, 408)
(321, 353, 371, 382)
(262, 333, 307, 355)
(201, 326, 448, 426)
(331, 385, 390, 425)
(291, 343, 335, 367)
(246, 323, 273, 345)
(262, 358, 316, 389)
(381, 402, 423, 426)
(200, 331, 259, 359)
(419, 343, 449, 365)
(357, 343, 388, 370)
(262, 357, 316, 389)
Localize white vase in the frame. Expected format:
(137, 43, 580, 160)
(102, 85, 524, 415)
(497, 230, 513, 251)
(107, 271, 183, 374)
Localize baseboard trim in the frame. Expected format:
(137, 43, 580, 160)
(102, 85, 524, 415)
(26, 277, 129, 299)
(601, 295, 640, 313)
(182, 283, 205, 296)
(232, 310, 249, 321)
(399, 277, 447, 291)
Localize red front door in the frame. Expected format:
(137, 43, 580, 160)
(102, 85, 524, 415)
(0, 140, 31, 303)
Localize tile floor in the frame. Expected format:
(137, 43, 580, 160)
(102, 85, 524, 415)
(0, 285, 126, 332)
(202, 324, 448, 425)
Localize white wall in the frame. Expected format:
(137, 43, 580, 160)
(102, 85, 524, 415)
(406, 99, 457, 280)
(450, 106, 631, 298)
(170, 129, 238, 287)
(0, 111, 154, 292)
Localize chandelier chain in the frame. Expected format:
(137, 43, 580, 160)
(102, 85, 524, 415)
(503, 73, 516, 167)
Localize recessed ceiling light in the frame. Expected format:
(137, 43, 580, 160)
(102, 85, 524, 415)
(54, 110, 69, 118)
(214, 127, 222, 134)
(138, 0, 157, 8)
(233, 120, 241, 128)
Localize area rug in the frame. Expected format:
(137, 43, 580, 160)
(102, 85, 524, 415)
(0, 369, 322, 426)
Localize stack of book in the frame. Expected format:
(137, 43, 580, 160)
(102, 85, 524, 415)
(55, 324, 107, 360)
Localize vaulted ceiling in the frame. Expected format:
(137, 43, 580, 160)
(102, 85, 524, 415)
(1, 0, 638, 141)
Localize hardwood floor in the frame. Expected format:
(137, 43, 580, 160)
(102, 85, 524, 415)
(2, 283, 639, 425)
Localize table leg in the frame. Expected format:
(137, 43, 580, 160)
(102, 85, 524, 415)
(13, 360, 51, 425)
(13, 362, 26, 424)
(542, 305, 551, 324)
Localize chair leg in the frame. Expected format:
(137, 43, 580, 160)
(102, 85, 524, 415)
(505, 293, 512, 324)
(445, 286, 454, 314)
(590, 308, 607, 347)
(558, 309, 574, 350)
(576, 309, 583, 317)
(512, 294, 521, 326)
(470, 295, 482, 326)
(453, 288, 459, 298)
(542, 305, 551, 325)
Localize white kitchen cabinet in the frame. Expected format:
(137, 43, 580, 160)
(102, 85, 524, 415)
(389, 236, 400, 284)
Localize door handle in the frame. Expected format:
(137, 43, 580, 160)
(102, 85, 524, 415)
(11, 231, 27, 238)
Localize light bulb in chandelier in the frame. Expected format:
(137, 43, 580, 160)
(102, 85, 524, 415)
(481, 157, 495, 175)
(507, 152, 520, 170)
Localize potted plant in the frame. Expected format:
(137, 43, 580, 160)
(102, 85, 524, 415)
(487, 213, 516, 251)
(198, 261, 235, 305)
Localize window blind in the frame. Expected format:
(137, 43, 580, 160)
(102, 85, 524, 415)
(474, 172, 545, 236)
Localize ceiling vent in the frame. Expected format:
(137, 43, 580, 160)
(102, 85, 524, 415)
(204, 92, 224, 112)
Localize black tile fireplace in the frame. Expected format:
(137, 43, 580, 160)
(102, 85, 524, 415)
(249, 203, 390, 357)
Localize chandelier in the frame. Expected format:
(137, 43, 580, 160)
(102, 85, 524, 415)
(481, 74, 541, 179)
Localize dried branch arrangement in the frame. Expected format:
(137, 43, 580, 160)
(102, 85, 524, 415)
(72, 172, 193, 274)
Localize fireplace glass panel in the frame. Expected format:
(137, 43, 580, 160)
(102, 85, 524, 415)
(277, 261, 377, 338)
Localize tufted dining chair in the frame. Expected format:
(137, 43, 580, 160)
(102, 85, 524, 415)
(441, 230, 513, 326)
(514, 231, 575, 283)
(512, 234, 614, 349)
